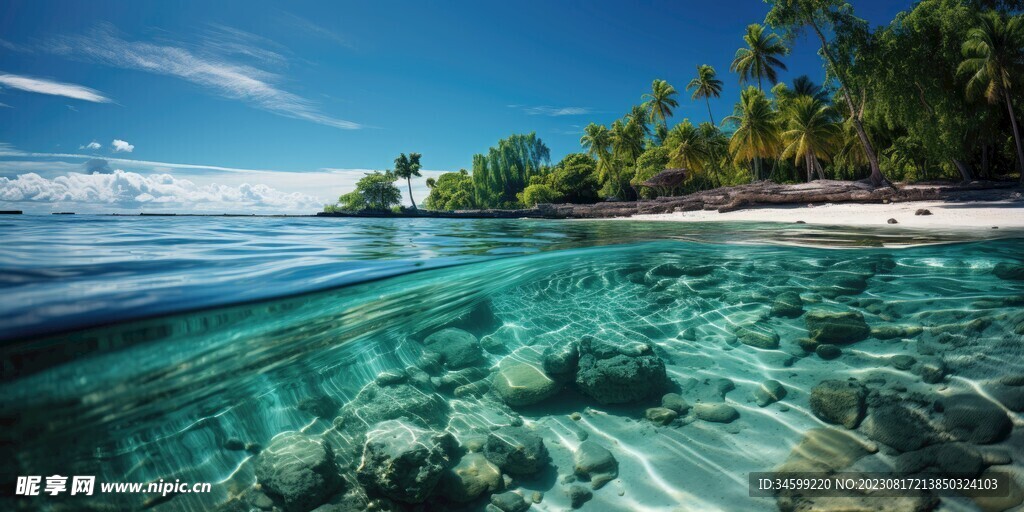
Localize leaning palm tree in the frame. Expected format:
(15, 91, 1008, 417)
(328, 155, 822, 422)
(642, 79, 680, 128)
(580, 122, 613, 176)
(781, 96, 841, 182)
(626, 104, 652, 136)
(725, 86, 782, 180)
(687, 65, 724, 125)
(392, 152, 423, 209)
(730, 23, 788, 91)
(959, 10, 1024, 182)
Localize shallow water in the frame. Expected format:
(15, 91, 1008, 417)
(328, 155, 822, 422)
(2, 217, 1023, 511)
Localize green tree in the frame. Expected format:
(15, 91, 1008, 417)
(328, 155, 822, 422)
(765, 0, 890, 186)
(471, 133, 550, 207)
(687, 64, 724, 125)
(424, 169, 475, 210)
(580, 123, 613, 179)
(355, 171, 402, 210)
(959, 10, 1024, 181)
(630, 146, 671, 198)
(520, 183, 559, 206)
(725, 86, 782, 180)
(392, 152, 422, 209)
(665, 120, 711, 172)
(730, 23, 789, 90)
(547, 153, 601, 203)
(642, 79, 680, 128)
(780, 96, 841, 181)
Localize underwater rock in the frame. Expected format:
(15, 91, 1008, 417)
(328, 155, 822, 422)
(815, 344, 842, 360)
(871, 325, 923, 340)
(223, 438, 245, 451)
(661, 393, 690, 413)
(574, 337, 667, 404)
(889, 354, 917, 371)
(489, 491, 529, 512)
(861, 403, 935, 452)
(915, 208, 932, 216)
(565, 485, 593, 509)
(484, 426, 550, 476)
(896, 442, 985, 477)
(805, 311, 870, 344)
(776, 428, 877, 474)
(812, 273, 870, 299)
(993, 262, 1024, 281)
(339, 381, 448, 430)
(754, 380, 787, 407)
(770, 291, 805, 318)
(542, 340, 580, 378)
(297, 395, 342, 419)
(254, 432, 342, 512)
(917, 360, 947, 384)
(797, 338, 819, 353)
(936, 394, 1012, 444)
(734, 323, 780, 350)
(356, 419, 456, 504)
(573, 441, 618, 490)
(437, 366, 490, 392)
(694, 403, 739, 423)
(493, 361, 560, 407)
(375, 370, 407, 387)
(423, 328, 484, 369)
(645, 407, 678, 425)
(416, 352, 445, 375)
(439, 453, 503, 503)
(809, 380, 867, 429)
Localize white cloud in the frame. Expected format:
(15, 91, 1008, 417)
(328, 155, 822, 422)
(0, 170, 321, 212)
(0, 102, 11, 108)
(511, 105, 592, 116)
(50, 26, 361, 129)
(81, 141, 102, 150)
(111, 139, 134, 153)
(0, 72, 111, 103)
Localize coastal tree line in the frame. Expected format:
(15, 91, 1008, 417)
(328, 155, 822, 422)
(327, 0, 1024, 213)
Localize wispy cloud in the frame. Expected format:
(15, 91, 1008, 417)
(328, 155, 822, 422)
(0, 102, 11, 108)
(111, 139, 134, 153)
(49, 26, 361, 129)
(509, 105, 593, 116)
(81, 141, 102, 150)
(279, 12, 353, 48)
(0, 72, 111, 103)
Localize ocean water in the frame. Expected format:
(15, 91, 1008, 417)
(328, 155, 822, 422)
(1, 216, 1023, 512)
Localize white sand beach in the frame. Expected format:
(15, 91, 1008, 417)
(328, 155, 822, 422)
(626, 199, 1024, 229)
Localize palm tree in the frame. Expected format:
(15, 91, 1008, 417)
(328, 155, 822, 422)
(642, 79, 680, 128)
(612, 118, 645, 163)
(687, 65, 724, 125)
(666, 120, 710, 172)
(959, 10, 1024, 182)
(780, 96, 841, 182)
(392, 152, 423, 209)
(626, 104, 651, 136)
(725, 86, 782, 180)
(730, 24, 788, 91)
(580, 122, 613, 173)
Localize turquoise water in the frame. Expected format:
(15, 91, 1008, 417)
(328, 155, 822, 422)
(1, 217, 1023, 511)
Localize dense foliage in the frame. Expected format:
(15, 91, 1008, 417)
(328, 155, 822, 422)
(324, 171, 402, 212)
(335, 1, 1024, 212)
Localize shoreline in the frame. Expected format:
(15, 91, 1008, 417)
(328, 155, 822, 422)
(621, 199, 1024, 229)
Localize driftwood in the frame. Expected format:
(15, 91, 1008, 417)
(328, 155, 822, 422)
(317, 180, 1022, 220)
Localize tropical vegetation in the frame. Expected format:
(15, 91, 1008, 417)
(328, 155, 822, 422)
(329, 0, 1024, 213)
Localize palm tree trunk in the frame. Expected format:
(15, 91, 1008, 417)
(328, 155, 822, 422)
(705, 98, 716, 125)
(814, 158, 826, 180)
(808, 20, 888, 188)
(952, 159, 973, 183)
(1003, 90, 1024, 183)
(982, 144, 989, 178)
(806, 154, 813, 182)
(407, 177, 417, 210)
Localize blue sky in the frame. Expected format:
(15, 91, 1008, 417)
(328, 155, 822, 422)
(0, 0, 911, 213)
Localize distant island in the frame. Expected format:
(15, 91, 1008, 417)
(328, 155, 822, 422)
(324, 1, 1024, 221)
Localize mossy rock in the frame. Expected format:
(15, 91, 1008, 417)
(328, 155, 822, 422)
(805, 311, 870, 344)
(809, 379, 866, 429)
